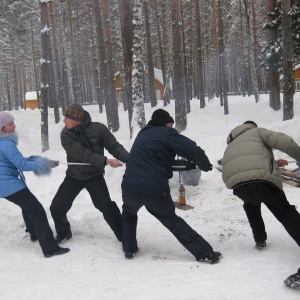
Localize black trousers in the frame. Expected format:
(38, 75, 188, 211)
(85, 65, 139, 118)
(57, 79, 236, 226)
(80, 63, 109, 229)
(50, 175, 122, 241)
(122, 191, 213, 260)
(233, 182, 300, 246)
(6, 188, 58, 255)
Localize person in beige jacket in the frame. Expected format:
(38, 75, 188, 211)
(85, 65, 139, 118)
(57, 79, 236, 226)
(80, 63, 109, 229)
(222, 121, 300, 250)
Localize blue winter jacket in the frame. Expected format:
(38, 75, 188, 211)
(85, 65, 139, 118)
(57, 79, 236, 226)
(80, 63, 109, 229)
(0, 134, 38, 197)
(122, 124, 212, 195)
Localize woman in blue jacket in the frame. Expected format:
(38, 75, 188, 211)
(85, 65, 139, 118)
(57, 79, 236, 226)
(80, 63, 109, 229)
(0, 112, 70, 258)
(121, 109, 222, 264)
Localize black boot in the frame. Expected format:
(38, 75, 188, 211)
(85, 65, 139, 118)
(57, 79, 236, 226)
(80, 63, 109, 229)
(197, 251, 222, 264)
(284, 271, 300, 289)
(55, 231, 72, 243)
(124, 247, 139, 259)
(255, 240, 266, 249)
(44, 247, 70, 258)
(30, 233, 38, 242)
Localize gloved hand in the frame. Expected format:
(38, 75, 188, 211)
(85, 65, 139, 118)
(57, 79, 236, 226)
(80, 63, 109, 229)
(172, 159, 196, 172)
(277, 159, 288, 167)
(200, 163, 213, 172)
(186, 161, 196, 171)
(49, 160, 59, 168)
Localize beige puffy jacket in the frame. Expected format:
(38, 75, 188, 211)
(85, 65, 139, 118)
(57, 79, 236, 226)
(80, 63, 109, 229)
(222, 123, 300, 190)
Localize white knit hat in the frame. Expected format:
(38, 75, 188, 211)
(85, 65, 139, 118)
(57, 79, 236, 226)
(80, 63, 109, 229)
(0, 112, 14, 130)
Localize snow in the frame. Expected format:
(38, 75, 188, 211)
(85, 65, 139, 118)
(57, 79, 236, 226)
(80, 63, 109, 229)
(25, 91, 39, 101)
(1, 94, 300, 299)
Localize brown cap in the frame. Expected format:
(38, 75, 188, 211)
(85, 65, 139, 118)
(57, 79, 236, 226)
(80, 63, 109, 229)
(64, 104, 85, 122)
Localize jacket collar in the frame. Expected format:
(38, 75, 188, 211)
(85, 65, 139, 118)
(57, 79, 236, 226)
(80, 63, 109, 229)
(0, 133, 18, 145)
(227, 124, 256, 144)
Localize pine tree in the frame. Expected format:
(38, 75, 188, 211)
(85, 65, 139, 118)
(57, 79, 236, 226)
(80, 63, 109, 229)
(259, 0, 300, 71)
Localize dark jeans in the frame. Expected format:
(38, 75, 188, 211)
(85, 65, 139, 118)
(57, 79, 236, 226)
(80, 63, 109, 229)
(6, 188, 58, 255)
(233, 182, 300, 246)
(122, 191, 212, 259)
(50, 175, 122, 241)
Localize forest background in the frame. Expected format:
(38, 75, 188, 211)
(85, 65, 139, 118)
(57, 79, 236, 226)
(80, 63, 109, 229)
(0, 0, 299, 150)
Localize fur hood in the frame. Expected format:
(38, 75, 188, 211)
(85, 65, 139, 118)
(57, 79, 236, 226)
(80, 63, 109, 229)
(0, 132, 19, 145)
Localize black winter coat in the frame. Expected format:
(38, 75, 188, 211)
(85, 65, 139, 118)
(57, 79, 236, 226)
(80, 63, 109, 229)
(61, 111, 129, 181)
(122, 124, 212, 195)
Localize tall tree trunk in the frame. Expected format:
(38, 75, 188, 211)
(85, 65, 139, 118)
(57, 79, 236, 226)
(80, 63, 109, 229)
(40, 1, 50, 152)
(4, 56, 12, 111)
(49, 0, 65, 115)
(282, 0, 294, 120)
(153, 0, 166, 87)
(93, 0, 107, 113)
(239, 1, 246, 97)
(218, 0, 228, 114)
(212, 0, 219, 98)
(162, 0, 171, 106)
(119, 0, 134, 132)
(172, 0, 187, 132)
(86, 0, 102, 111)
(267, 0, 280, 110)
(47, 1, 59, 123)
(30, 15, 40, 109)
(59, 1, 71, 108)
(243, 0, 259, 102)
(102, 0, 120, 131)
(194, 0, 205, 108)
(9, 34, 19, 110)
(251, 0, 262, 93)
(67, 0, 80, 104)
(181, 1, 191, 113)
(144, 0, 157, 107)
(131, 0, 146, 137)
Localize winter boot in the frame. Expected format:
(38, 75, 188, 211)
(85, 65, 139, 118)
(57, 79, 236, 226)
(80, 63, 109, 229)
(30, 233, 38, 242)
(55, 231, 72, 244)
(197, 251, 222, 264)
(284, 272, 300, 289)
(255, 240, 266, 249)
(44, 247, 70, 258)
(124, 247, 139, 259)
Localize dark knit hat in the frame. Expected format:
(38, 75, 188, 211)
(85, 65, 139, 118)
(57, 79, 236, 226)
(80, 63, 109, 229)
(151, 109, 174, 124)
(64, 104, 85, 122)
(243, 120, 257, 127)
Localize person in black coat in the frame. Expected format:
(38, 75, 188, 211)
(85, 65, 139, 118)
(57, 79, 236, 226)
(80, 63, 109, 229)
(50, 104, 129, 243)
(121, 109, 222, 264)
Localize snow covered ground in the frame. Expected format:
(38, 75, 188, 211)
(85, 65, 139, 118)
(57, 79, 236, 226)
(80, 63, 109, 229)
(1, 94, 300, 299)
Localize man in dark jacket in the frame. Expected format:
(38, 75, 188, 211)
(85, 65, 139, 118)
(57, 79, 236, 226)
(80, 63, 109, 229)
(121, 109, 222, 264)
(50, 104, 129, 242)
(222, 121, 300, 249)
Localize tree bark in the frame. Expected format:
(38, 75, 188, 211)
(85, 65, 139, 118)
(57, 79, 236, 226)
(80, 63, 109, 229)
(194, 0, 205, 108)
(217, 0, 228, 114)
(144, 0, 157, 107)
(282, 0, 294, 121)
(40, 1, 50, 152)
(243, 0, 259, 102)
(119, 0, 134, 131)
(102, 0, 120, 131)
(267, 0, 280, 110)
(172, 0, 187, 132)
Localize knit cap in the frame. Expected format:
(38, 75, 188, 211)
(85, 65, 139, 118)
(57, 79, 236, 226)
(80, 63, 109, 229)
(151, 109, 174, 124)
(0, 112, 14, 130)
(64, 104, 85, 122)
